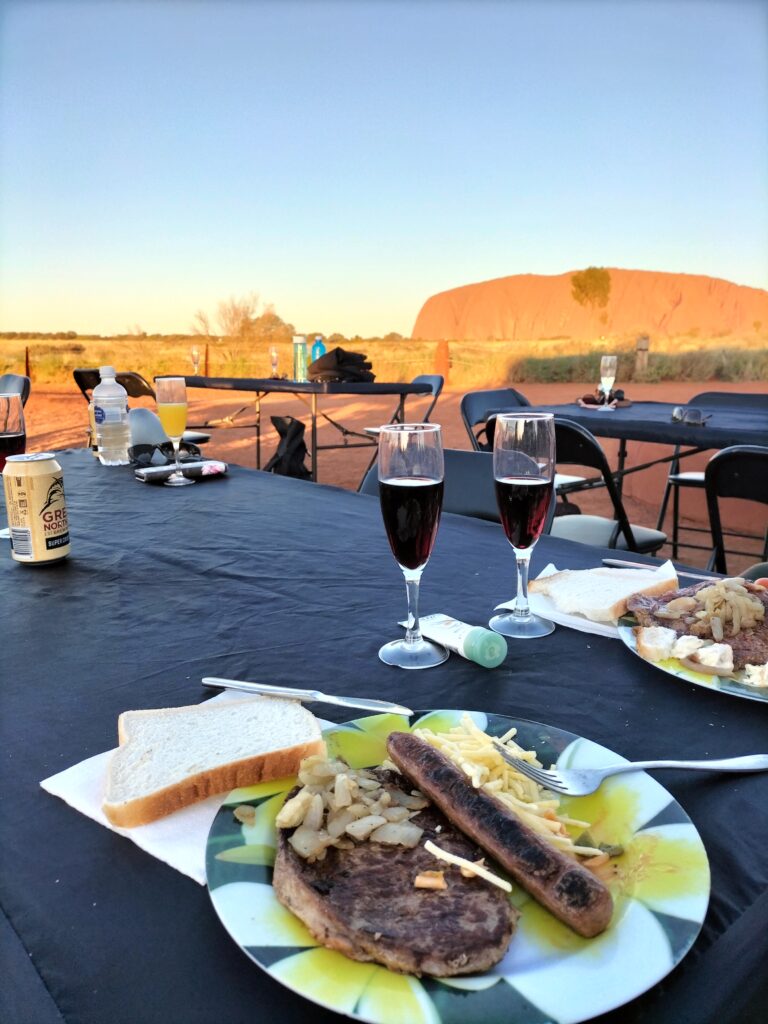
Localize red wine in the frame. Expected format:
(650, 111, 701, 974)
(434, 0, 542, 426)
(380, 477, 444, 571)
(495, 476, 552, 550)
(0, 432, 26, 473)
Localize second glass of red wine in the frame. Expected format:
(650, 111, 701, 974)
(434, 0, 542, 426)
(377, 423, 448, 669)
(489, 412, 556, 639)
(0, 393, 27, 541)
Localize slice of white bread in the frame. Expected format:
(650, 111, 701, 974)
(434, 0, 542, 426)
(103, 697, 325, 828)
(529, 567, 678, 624)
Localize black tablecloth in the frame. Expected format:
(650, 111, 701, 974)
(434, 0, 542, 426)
(531, 400, 768, 448)
(1, 451, 767, 1024)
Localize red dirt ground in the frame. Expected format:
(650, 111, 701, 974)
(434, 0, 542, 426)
(24, 379, 767, 574)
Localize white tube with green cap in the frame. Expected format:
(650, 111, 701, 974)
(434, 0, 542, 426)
(398, 613, 508, 669)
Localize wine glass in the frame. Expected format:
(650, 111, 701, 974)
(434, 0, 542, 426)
(0, 393, 26, 539)
(269, 346, 279, 378)
(155, 377, 195, 487)
(190, 346, 201, 374)
(598, 354, 618, 411)
(489, 413, 556, 639)
(377, 423, 448, 669)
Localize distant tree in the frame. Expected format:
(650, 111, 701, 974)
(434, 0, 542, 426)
(251, 307, 295, 344)
(383, 332, 404, 343)
(571, 267, 612, 312)
(191, 310, 215, 342)
(216, 293, 260, 342)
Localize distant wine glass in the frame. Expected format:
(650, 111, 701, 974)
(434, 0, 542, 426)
(190, 346, 201, 374)
(0, 393, 26, 539)
(269, 346, 279, 378)
(489, 413, 555, 639)
(598, 354, 618, 411)
(155, 377, 195, 487)
(377, 423, 448, 669)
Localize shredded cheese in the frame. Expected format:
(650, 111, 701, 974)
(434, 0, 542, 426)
(414, 869, 447, 890)
(424, 840, 512, 892)
(415, 715, 602, 858)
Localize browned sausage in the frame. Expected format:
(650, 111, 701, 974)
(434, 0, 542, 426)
(386, 732, 613, 938)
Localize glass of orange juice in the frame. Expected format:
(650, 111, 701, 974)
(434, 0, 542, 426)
(155, 377, 194, 487)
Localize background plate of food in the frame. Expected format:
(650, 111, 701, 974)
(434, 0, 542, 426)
(619, 577, 768, 703)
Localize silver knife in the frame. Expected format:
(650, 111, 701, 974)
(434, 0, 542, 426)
(202, 677, 413, 716)
(601, 558, 716, 582)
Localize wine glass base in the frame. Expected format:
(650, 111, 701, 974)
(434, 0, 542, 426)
(0, 527, 10, 540)
(164, 472, 196, 487)
(378, 637, 449, 670)
(596, 405, 616, 412)
(489, 611, 556, 639)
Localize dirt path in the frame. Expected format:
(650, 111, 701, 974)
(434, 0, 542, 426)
(23, 379, 767, 572)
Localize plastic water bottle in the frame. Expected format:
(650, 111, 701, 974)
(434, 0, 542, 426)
(311, 335, 326, 362)
(93, 366, 131, 466)
(292, 335, 309, 382)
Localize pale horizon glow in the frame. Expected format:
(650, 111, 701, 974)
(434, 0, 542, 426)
(1, 0, 767, 337)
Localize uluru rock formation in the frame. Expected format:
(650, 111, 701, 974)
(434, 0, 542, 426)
(411, 269, 768, 341)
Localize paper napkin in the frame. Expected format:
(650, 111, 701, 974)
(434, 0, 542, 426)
(495, 560, 678, 640)
(40, 691, 331, 886)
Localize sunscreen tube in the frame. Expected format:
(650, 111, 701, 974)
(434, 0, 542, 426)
(399, 614, 507, 669)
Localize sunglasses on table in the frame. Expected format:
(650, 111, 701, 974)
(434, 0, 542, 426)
(129, 442, 202, 467)
(671, 407, 711, 426)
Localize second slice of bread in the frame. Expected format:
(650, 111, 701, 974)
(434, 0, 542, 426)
(103, 697, 325, 828)
(529, 567, 678, 623)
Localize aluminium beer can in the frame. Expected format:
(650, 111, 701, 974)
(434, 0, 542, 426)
(2, 453, 71, 564)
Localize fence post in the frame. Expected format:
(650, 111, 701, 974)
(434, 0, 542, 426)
(634, 335, 649, 378)
(204, 342, 210, 376)
(25, 346, 31, 380)
(434, 339, 450, 384)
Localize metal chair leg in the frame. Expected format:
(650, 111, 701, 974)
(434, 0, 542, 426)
(656, 478, 672, 532)
(672, 482, 680, 561)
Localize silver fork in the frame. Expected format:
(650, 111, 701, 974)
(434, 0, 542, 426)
(492, 741, 768, 796)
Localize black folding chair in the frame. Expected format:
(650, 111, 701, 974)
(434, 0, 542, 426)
(656, 391, 768, 558)
(460, 387, 531, 451)
(359, 448, 501, 523)
(73, 368, 210, 445)
(0, 373, 32, 406)
(547, 419, 667, 554)
(704, 445, 768, 573)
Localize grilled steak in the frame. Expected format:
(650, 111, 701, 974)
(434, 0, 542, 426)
(628, 582, 768, 670)
(387, 733, 613, 938)
(273, 771, 518, 976)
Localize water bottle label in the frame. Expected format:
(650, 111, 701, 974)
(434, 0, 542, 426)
(95, 404, 125, 424)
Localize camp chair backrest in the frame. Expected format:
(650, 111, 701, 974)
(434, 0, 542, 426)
(360, 448, 502, 524)
(552, 418, 636, 549)
(705, 445, 768, 573)
(460, 388, 531, 450)
(73, 369, 156, 402)
(689, 391, 768, 410)
(0, 373, 31, 406)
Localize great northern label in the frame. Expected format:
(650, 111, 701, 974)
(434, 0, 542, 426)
(3, 466, 70, 563)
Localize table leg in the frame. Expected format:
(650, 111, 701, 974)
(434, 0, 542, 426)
(616, 438, 627, 498)
(311, 393, 318, 482)
(255, 394, 261, 469)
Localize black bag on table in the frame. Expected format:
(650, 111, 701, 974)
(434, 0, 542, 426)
(308, 346, 375, 383)
(264, 416, 311, 480)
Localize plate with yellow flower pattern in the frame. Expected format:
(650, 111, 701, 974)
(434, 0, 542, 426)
(206, 710, 709, 1024)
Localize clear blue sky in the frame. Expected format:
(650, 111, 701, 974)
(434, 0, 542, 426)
(1, 0, 766, 336)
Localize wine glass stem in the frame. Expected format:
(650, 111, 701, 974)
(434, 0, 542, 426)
(514, 554, 531, 618)
(172, 439, 183, 476)
(403, 569, 424, 644)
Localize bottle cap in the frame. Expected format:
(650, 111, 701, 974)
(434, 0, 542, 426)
(99, 366, 116, 377)
(292, 335, 306, 344)
(463, 627, 508, 669)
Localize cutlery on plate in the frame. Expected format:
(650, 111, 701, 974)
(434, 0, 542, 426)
(492, 741, 768, 796)
(202, 677, 413, 717)
(601, 557, 716, 582)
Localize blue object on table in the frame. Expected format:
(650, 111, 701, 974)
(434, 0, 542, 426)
(311, 335, 326, 362)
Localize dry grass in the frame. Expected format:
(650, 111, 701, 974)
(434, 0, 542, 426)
(2, 333, 768, 387)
